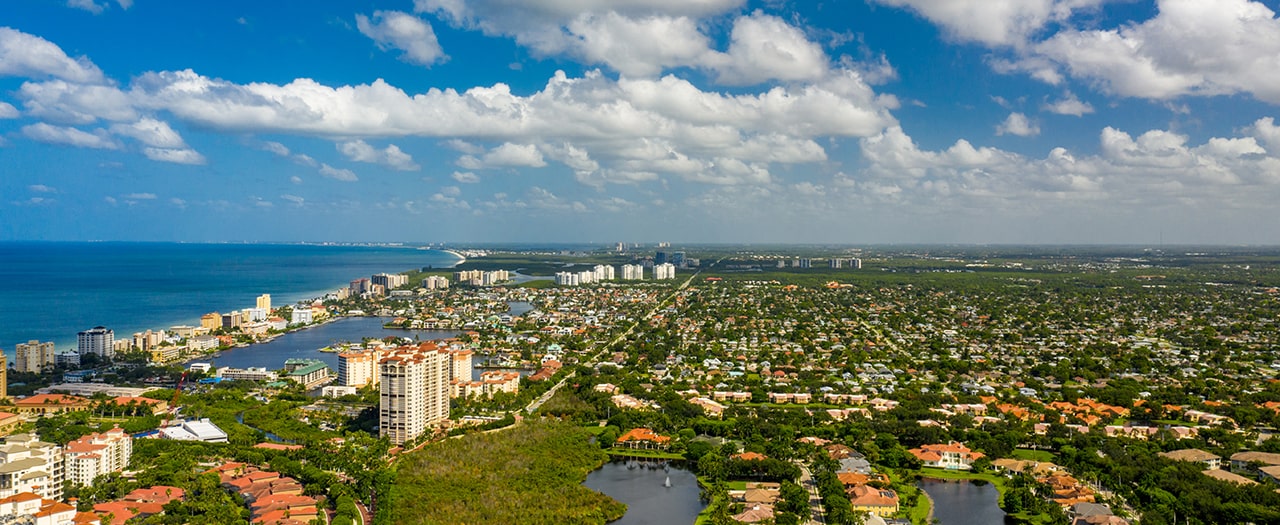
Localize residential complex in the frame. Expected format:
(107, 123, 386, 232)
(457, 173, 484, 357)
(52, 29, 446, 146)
(14, 340, 56, 373)
(337, 350, 381, 388)
(64, 428, 132, 488)
(76, 327, 113, 359)
(379, 343, 451, 445)
(653, 263, 676, 280)
(0, 434, 65, 500)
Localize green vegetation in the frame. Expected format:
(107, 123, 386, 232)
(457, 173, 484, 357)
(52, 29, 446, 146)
(386, 420, 626, 525)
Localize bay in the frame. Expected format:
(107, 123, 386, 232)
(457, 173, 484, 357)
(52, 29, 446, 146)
(0, 242, 462, 351)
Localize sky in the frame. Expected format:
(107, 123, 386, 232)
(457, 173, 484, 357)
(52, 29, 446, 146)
(2, 0, 1280, 244)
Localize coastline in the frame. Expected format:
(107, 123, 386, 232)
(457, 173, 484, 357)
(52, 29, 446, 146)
(6, 244, 465, 352)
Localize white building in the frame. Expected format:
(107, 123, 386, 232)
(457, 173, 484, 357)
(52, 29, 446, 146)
(14, 341, 56, 373)
(421, 276, 449, 290)
(0, 492, 81, 525)
(64, 427, 131, 488)
(653, 263, 676, 280)
(379, 343, 451, 445)
(215, 367, 278, 382)
(290, 306, 313, 325)
(77, 327, 114, 359)
(450, 350, 472, 382)
(243, 307, 269, 323)
(322, 385, 357, 398)
(592, 265, 616, 281)
(158, 419, 228, 443)
(621, 264, 644, 280)
(338, 351, 380, 388)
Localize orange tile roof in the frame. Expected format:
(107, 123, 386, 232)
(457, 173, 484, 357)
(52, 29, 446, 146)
(616, 428, 671, 444)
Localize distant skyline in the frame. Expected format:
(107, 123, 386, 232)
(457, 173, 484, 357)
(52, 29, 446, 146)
(2, 1, 1280, 244)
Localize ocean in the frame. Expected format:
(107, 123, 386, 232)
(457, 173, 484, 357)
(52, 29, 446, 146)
(0, 242, 462, 352)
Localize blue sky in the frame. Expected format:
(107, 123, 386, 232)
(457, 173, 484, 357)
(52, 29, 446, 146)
(3, 0, 1280, 244)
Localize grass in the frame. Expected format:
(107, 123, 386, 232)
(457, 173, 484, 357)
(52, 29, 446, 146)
(887, 469, 931, 525)
(1010, 449, 1057, 462)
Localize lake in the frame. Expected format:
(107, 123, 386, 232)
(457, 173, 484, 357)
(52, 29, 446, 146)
(583, 460, 705, 525)
(918, 478, 1008, 525)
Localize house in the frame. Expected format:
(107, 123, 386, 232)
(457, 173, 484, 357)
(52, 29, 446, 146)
(847, 484, 899, 517)
(1158, 449, 1220, 470)
(731, 504, 774, 523)
(908, 442, 984, 470)
(1202, 469, 1256, 485)
(1069, 502, 1129, 525)
(1230, 451, 1280, 472)
(615, 428, 671, 450)
(689, 397, 726, 418)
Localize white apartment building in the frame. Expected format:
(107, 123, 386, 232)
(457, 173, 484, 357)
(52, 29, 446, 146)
(338, 351, 380, 388)
(76, 327, 114, 359)
(592, 265, 615, 281)
(14, 341, 55, 373)
(653, 263, 676, 280)
(290, 305, 313, 325)
(450, 350, 472, 382)
(621, 264, 644, 280)
(379, 343, 450, 445)
(0, 434, 64, 500)
(64, 427, 131, 488)
(421, 276, 449, 290)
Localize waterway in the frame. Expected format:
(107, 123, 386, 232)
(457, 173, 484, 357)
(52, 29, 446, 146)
(918, 478, 1008, 525)
(193, 316, 457, 371)
(583, 460, 705, 525)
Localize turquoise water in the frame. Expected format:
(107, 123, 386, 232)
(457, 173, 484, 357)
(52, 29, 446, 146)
(0, 242, 461, 351)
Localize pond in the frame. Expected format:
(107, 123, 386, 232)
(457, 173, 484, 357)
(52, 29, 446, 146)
(583, 459, 705, 525)
(918, 478, 1008, 525)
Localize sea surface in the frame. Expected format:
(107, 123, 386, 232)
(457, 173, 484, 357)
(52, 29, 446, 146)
(0, 242, 462, 351)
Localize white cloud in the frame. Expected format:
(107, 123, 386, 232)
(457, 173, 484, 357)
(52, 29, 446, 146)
(0, 102, 18, 118)
(143, 147, 206, 165)
(289, 175, 303, 184)
(281, 194, 305, 206)
(67, 0, 106, 15)
(356, 11, 447, 67)
(712, 12, 829, 85)
(562, 12, 714, 78)
(996, 112, 1040, 137)
(110, 117, 188, 148)
(28, 184, 57, 193)
(117, 0, 133, 9)
(262, 141, 290, 156)
(123, 192, 156, 200)
(337, 139, 420, 170)
(19, 80, 136, 124)
(458, 142, 547, 169)
(22, 122, 119, 149)
(0, 28, 105, 83)
(452, 171, 480, 183)
(319, 163, 359, 182)
(1031, 0, 1280, 103)
(170, 197, 187, 208)
(867, 0, 1110, 46)
(1043, 92, 1094, 116)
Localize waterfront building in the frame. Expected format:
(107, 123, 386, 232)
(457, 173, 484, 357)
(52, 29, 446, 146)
(450, 350, 472, 382)
(908, 442, 984, 470)
(654, 263, 676, 280)
(421, 275, 449, 289)
(64, 428, 131, 488)
(215, 367, 278, 382)
(379, 343, 450, 445)
(267, 317, 288, 331)
(131, 330, 164, 352)
(168, 325, 199, 338)
(372, 273, 409, 290)
(621, 264, 644, 280)
(14, 340, 55, 373)
(283, 359, 331, 388)
(188, 335, 219, 352)
(290, 306, 313, 325)
(349, 278, 370, 296)
(337, 351, 379, 388)
(200, 312, 222, 331)
(77, 327, 114, 359)
(244, 307, 268, 323)
(256, 294, 271, 312)
(0, 433, 65, 500)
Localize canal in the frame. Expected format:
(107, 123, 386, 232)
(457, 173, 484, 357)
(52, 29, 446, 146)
(583, 460, 705, 525)
(918, 478, 1008, 525)
(193, 316, 458, 371)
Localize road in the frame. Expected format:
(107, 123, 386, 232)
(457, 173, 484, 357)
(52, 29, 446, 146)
(522, 265, 705, 415)
(796, 462, 826, 525)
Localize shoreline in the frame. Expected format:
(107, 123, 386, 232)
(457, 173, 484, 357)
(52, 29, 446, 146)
(30, 248, 465, 353)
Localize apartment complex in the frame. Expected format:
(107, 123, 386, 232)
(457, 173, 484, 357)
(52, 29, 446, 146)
(64, 428, 132, 488)
(379, 343, 451, 445)
(0, 434, 65, 500)
(76, 327, 114, 359)
(421, 275, 449, 290)
(621, 264, 644, 280)
(14, 341, 56, 373)
(337, 350, 381, 388)
(653, 263, 676, 280)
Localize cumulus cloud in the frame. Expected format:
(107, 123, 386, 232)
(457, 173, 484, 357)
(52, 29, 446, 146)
(18, 80, 136, 124)
(110, 117, 188, 148)
(457, 143, 547, 169)
(1029, 0, 1280, 103)
(356, 11, 447, 67)
(28, 184, 57, 193)
(66, 0, 106, 15)
(22, 123, 119, 149)
(712, 12, 829, 85)
(281, 194, 305, 206)
(0, 102, 18, 118)
(319, 163, 359, 182)
(996, 112, 1040, 137)
(123, 192, 156, 200)
(143, 147, 206, 165)
(868, 0, 1110, 47)
(337, 139, 420, 170)
(1043, 92, 1094, 116)
(0, 28, 105, 83)
(452, 171, 480, 183)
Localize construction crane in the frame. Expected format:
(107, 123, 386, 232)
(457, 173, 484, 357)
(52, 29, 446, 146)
(160, 371, 188, 428)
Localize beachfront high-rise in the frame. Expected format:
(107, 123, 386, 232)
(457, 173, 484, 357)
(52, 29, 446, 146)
(256, 294, 271, 311)
(379, 343, 450, 445)
(14, 340, 55, 373)
(77, 326, 114, 359)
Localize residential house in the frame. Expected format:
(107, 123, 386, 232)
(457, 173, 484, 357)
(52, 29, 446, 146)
(908, 442, 984, 470)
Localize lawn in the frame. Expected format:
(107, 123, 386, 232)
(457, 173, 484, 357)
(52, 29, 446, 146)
(606, 448, 687, 460)
(1010, 449, 1057, 462)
